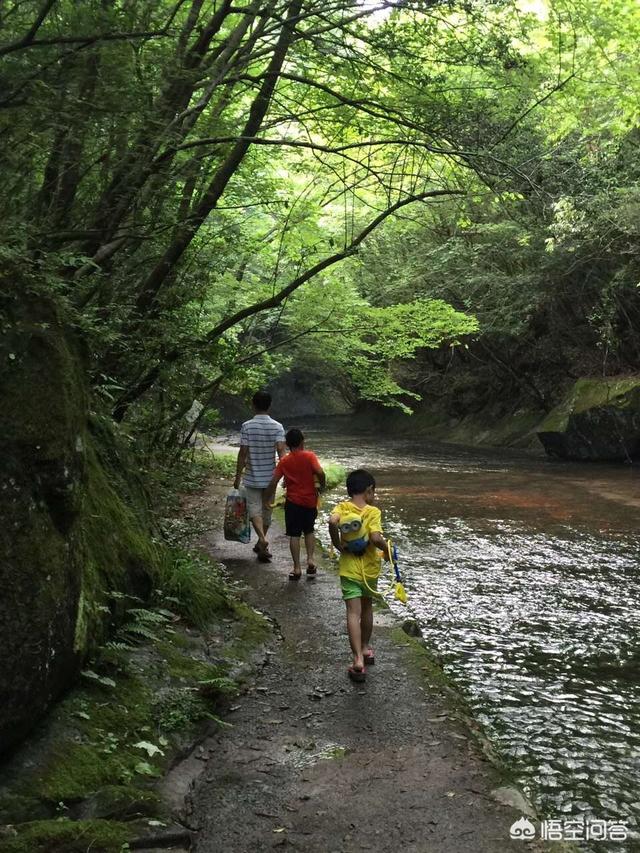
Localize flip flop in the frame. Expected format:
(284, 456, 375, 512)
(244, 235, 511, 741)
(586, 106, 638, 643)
(363, 648, 375, 665)
(288, 571, 302, 581)
(347, 665, 366, 683)
(306, 565, 317, 576)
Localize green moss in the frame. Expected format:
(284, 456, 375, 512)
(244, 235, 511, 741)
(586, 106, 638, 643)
(37, 743, 138, 802)
(226, 600, 271, 658)
(156, 640, 226, 681)
(0, 291, 87, 460)
(2, 818, 131, 853)
(12, 579, 266, 812)
(539, 377, 640, 433)
(38, 696, 143, 800)
(29, 673, 156, 804)
(85, 784, 162, 820)
(571, 377, 640, 413)
(390, 627, 465, 700)
(72, 432, 160, 654)
(0, 792, 50, 824)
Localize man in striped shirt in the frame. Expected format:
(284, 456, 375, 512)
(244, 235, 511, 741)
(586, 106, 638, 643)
(233, 390, 286, 561)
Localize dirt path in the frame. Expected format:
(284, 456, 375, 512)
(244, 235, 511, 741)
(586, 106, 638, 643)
(172, 480, 555, 853)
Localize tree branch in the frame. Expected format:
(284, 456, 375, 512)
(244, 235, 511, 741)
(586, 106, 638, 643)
(133, 0, 303, 318)
(0, 28, 172, 57)
(111, 188, 463, 421)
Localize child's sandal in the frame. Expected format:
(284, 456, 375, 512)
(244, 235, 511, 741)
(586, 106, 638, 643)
(347, 665, 366, 683)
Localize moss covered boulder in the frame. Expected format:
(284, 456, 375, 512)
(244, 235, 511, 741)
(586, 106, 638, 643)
(0, 280, 158, 753)
(537, 377, 640, 461)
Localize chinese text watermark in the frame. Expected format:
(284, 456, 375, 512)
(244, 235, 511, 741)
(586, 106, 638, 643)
(510, 816, 628, 842)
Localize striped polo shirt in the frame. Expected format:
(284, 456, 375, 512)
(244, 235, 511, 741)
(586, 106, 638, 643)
(240, 414, 285, 488)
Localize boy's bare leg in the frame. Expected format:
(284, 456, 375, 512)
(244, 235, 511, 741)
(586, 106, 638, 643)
(289, 536, 301, 575)
(304, 531, 315, 567)
(345, 598, 364, 669)
(361, 596, 373, 653)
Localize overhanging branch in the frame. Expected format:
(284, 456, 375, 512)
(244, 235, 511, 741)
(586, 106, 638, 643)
(111, 187, 463, 421)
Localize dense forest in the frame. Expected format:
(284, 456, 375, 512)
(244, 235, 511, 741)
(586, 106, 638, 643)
(1, 0, 640, 755)
(3, 0, 639, 437)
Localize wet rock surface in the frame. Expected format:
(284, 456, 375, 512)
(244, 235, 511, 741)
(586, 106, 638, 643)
(169, 483, 553, 853)
(537, 377, 640, 461)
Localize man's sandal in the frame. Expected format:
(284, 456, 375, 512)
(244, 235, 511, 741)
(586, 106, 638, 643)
(306, 564, 317, 577)
(363, 648, 375, 665)
(288, 571, 302, 581)
(256, 543, 272, 563)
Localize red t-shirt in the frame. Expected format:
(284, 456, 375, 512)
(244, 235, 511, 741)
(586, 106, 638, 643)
(274, 449, 323, 509)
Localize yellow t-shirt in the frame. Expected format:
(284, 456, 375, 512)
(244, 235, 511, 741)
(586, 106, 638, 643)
(332, 500, 383, 581)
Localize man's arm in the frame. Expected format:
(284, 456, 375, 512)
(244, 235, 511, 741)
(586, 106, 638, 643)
(276, 440, 286, 459)
(328, 513, 343, 552)
(234, 445, 248, 489)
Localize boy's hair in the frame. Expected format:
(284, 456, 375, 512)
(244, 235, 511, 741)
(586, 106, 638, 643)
(285, 427, 304, 449)
(252, 390, 272, 411)
(346, 468, 376, 497)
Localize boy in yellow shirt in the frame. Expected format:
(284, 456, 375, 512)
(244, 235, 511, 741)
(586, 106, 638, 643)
(329, 469, 390, 683)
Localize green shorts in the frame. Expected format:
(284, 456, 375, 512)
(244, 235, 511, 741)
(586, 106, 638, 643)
(340, 575, 378, 600)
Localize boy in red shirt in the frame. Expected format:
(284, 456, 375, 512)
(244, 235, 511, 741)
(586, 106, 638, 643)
(265, 428, 326, 580)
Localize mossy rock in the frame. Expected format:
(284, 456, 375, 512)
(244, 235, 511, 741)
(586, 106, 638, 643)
(77, 784, 162, 820)
(0, 818, 131, 853)
(537, 376, 640, 461)
(0, 277, 158, 753)
(0, 284, 88, 752)
(0, 791, 53, 824)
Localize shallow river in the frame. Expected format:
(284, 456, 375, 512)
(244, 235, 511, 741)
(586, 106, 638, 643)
(299, 423, 640, 851)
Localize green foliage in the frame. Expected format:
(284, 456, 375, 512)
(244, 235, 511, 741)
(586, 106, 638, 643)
(320, 462, 345, 491)
(156, 550, 232, 629)
(2, 0, 524, 454)
(190, 449, 237, 479)
(152, 679, 235, 732)
(1, 818, 131, 853)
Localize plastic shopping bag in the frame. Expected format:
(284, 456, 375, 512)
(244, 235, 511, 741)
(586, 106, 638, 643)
(223, 489, 250, 543)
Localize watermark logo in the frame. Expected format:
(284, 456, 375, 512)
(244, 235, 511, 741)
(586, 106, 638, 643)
(509, 816, 628, 843)
(510, 817, 536, 840)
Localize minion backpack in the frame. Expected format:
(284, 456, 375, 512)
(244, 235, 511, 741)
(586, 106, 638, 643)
(338, 513, 369, 556)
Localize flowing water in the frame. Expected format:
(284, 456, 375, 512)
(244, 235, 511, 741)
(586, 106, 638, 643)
(298, 422, 640, 851)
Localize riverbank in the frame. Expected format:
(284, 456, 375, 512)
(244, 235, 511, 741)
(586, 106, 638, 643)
(346, 404, 546, 451)
(0, 447, 576, 852)
(177, 472, 566, 852)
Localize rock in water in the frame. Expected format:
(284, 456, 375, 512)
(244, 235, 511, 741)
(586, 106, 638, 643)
(537, 377, 640, 461)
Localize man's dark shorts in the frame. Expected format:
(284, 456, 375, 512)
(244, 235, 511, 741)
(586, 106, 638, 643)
(284, 500, 317, 537)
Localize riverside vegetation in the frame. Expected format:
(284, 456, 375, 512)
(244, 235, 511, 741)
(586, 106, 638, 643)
(0, 451, 272, 852)
(1, 0, 639, 846)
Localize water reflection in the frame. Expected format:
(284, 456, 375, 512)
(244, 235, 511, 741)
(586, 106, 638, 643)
(306, 424, 640, 851)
